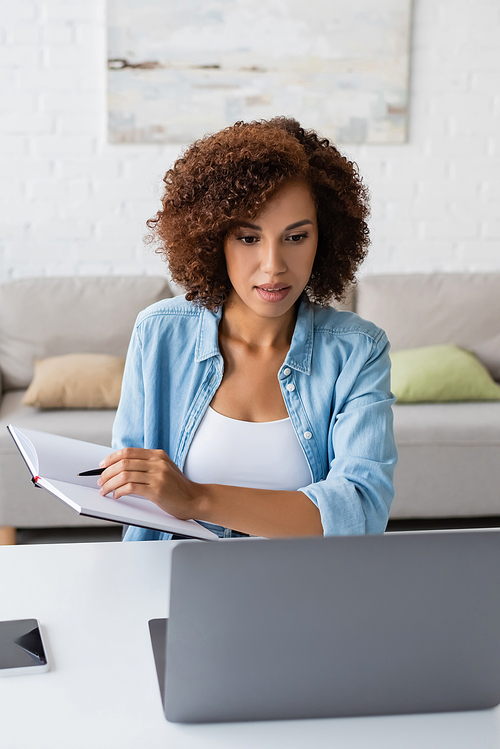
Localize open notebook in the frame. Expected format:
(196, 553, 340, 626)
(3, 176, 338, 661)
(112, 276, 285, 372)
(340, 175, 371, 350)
(7, 425, 217, 540)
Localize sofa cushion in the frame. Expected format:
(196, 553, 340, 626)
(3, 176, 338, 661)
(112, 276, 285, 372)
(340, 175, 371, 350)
(356, 273, 500, 351)
(391, 402, 500, 518)
(1, 389, 117, 446)
(0, 276, 172, 390)
(22, 354, 125, 409)
(390, 344, 500, 403)
(393, 401, 500, 445)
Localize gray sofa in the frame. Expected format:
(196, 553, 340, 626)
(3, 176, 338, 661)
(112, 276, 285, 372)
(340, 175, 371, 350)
(0, 276, 172, 543)
(1, 272, 499, 543)
(352, 273, 500, 520)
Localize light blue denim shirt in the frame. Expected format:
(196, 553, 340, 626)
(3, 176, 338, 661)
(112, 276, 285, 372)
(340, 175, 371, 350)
(112, 294, 397, 539)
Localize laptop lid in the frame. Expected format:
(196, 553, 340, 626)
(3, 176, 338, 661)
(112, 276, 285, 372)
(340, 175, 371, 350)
(152, 530, 500, 723)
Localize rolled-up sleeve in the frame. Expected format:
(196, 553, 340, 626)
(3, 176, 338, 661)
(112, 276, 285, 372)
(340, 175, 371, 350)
(298, 336, 398, 536)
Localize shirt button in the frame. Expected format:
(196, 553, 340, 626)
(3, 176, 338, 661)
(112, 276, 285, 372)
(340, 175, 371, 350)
(187, 418, 194, 430)
(283, 367, 291, 376)
(286, 383, 295, 392)
(304, 431, 312, 440)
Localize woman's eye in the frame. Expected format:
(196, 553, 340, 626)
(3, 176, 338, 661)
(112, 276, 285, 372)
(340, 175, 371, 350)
(287, 233, 307, 242)
(238, 236, 258, 244)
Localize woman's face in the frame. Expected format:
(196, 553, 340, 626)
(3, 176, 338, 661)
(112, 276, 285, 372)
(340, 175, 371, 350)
(223, 181, 318, 320)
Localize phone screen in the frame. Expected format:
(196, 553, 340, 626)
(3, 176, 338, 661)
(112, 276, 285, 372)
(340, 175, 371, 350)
(0, 619, 49, 674)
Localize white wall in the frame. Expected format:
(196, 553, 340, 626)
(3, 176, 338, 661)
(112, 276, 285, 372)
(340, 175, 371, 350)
(1, 0, 499, 284)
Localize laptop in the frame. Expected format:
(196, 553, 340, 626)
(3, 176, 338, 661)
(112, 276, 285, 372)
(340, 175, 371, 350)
(149, 529, 500, 723)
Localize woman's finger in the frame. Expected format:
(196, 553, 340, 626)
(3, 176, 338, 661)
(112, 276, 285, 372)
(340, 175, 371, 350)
(99, 471, 152, 497)
(99, 447, 164, 469)
(98, 458, 151, 485)
(112, 483, 158, 502)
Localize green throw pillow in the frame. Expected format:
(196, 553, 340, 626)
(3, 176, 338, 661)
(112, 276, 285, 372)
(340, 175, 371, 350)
(390, 344, 500, 403)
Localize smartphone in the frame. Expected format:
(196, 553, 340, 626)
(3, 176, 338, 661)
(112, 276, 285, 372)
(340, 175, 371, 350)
(0, 619, 50, 676)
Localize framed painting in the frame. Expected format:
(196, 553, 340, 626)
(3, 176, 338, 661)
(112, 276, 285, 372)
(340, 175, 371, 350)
(107, 0, 412, 144)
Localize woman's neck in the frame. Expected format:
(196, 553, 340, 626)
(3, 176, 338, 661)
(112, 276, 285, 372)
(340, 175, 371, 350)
(220, 294, 298, 350)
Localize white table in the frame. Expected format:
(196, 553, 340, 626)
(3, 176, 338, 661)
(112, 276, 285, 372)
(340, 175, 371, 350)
(1, 540, 500, 749)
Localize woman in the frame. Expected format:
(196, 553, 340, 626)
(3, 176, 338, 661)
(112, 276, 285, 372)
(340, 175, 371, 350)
(99, 117, 397, 540)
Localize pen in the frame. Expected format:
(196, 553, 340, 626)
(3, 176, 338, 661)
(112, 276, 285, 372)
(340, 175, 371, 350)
(77, 468, 104, 476)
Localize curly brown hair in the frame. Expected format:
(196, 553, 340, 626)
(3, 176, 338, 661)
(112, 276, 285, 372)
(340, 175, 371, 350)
(147, 117, 370, 310)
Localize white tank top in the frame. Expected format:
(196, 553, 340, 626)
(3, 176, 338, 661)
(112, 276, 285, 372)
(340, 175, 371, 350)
(184, 407, 313, 490)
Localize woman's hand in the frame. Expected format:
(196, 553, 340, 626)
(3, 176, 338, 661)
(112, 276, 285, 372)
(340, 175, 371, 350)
(97, 448, 200, 520)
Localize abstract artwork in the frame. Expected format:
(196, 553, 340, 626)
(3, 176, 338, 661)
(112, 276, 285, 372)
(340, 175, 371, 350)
(107, 0, 412, 145)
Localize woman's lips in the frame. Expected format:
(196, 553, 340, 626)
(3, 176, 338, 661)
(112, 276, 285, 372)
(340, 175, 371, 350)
(255, 285, 291, 303)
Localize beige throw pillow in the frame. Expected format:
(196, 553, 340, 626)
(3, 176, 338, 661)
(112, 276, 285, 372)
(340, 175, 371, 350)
(22, 353, 125, 409)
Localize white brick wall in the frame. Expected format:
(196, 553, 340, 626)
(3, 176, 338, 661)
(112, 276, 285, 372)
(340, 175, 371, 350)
(1, 0, 499, 284)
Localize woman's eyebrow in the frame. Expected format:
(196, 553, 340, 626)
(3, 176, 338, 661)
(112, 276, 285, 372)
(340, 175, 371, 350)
(236, 219, 313, 231)
(284, 219, 313, 231)
(238, 221, 261, 230)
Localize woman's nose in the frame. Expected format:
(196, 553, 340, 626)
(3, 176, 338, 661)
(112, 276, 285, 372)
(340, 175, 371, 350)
(260, 240, 287, 275)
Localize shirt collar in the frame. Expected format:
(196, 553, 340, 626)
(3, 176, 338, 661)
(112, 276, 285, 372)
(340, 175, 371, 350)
(284, 299, 314, 375)
(195, 304, 223, 363)
(195, 297, 314, 375)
